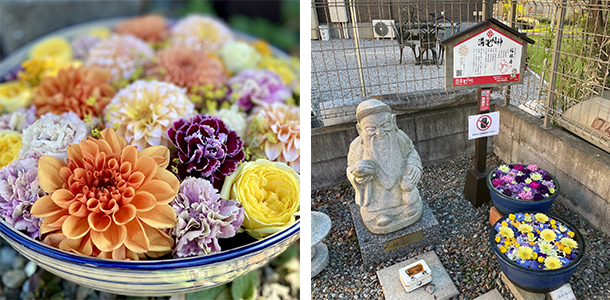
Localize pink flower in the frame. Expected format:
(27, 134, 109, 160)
(501, 175, 515, 184)
(492, 178, 503, 187)
(513, 164, 525, 171)
(518, 190, 533, 200)
(529, 181, 541, 190)
(527, 165, 539, 172)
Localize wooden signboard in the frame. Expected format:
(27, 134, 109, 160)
(440, 18, 535, 91)
(439, 18, 534, 207)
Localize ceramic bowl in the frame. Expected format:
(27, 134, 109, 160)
(487, 164, 559, 214)
(489, 212, 584, 293)
(0, 217, 300, 296)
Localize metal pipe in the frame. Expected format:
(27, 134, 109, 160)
(349, 0, 367, 99)
(543, 0, 568, 128)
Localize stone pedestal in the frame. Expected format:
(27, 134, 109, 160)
(350, 201, 441, 267)
(311, 243, 329, 278)
(500, 272, 576, 300)
(311, 211, 331, 278)
(377, 251, 459, 300)
(474, 289, 504, 300)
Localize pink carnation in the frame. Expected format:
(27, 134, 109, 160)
(529, 181, 541, 190)
(518, 190, 533, 200)
(492, 178, 503, 187)
(527, 165, 539, 172)
(501, 175, 515, 184)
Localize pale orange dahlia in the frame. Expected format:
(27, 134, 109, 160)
(33, 66, 115, 119)
(31, 128, 179, 260)
(247, 102, 300, 173)
(114, 15, 169, 43)
(145, 47, 227, 90)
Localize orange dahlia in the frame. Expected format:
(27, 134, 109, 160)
(145, 46, 227, 90)
(31, 128, 179, 260)
(33, 66, 115, 119)
(114, 15, 169, 43)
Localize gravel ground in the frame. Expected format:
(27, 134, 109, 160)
(311, 153, 610, 299)
(311, 38, 547, 121)
(0, 238, 300, 300)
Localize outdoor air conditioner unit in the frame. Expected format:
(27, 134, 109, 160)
(372, 19, 395, 39)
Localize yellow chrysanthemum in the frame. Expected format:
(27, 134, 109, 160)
(30, 37, 72, 65)
(544, 256, 562, 270)
(560, 237, 578, 249)
(0, 81, 32, 113)
(535, 213, 549, 223)
(518, 223, 533, 234)
(517, 246, 533, 260)
(499, 226, 514, 238)
(540, 229, 557, 241)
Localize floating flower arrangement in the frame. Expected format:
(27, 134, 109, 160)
(493, 212, 579, 270)
(0, 13, 300, 261)
(490, 164, 556, 201)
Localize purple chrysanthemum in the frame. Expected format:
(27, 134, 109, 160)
(168, 115, 245, 189)
(227, 69, 291, 111)
(0, 151, 45, 238)
(169, 177, 244, 258)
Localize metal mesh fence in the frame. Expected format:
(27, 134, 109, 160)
(311, 0, 610, 153)
(311, 0, 486, 125)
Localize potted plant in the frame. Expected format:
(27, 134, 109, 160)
(487, 164, 559, 214)
(489, 212, 584, 293)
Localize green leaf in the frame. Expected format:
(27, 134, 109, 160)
(215, 287, 233, 300)
(231, 271, 260, 300)
(187, 285, 226, 300)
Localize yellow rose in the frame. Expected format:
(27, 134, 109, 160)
(221, 159, 300, 238)
(0, 81, 33, 113)
(30, 37, 72, 64)
(0, 130, 22, 167)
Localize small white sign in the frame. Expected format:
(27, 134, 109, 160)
(468, 111, 500, 140)
(548, 283, 577, 300)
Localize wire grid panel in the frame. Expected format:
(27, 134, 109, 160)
(311, 0, 485, 125)
(495, 0, 610, 152)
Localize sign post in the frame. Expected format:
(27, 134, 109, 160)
(440, 18, 535, 207)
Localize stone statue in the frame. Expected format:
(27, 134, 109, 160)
(347, 99, 423, 234)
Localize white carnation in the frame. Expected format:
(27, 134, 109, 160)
(209, 104, 247, 138)
(219, 40, 260, 74)
(20, 112, 88, 162)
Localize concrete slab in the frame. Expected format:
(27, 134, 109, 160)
(474, 289, 504, 300)
(350, 201, 441, 267)
(500, 272, 545, 300)
(377, 251, 459, 300)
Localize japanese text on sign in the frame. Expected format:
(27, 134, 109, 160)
(480, 89, 491, 111)
(454, 27, 522, 86)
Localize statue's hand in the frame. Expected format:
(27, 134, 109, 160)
(352, 160, 377, 184)
(407, 166, 422, 186)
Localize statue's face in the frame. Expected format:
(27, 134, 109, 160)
(360, 113, 394, 139)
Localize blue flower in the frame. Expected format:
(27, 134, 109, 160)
(515, 213, 525, 221)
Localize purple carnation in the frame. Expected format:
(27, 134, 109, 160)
(502, 189, 512, 196)
(515, 175, 526, 183)
(529, 181, 541, 190)
(71, 35, 101, 60)
(533, 193, 544, 201)
(168, 115, 245, 189)
(227, 69, 291, 111)
(493, 170, 503, 177)
(169, 177, 245, 258)
(0, 152, 45, 238)
(543, 174, 552, 181)
(518, 190, 533, 200)
(513, 164, 525, 171)
(539, 185, 549, 195)
(501, 175, 515, 184)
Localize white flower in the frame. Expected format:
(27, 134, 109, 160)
(19, 112, 88, 162)
(209, 104, 247, 138)
(218, 40, 260, 74)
